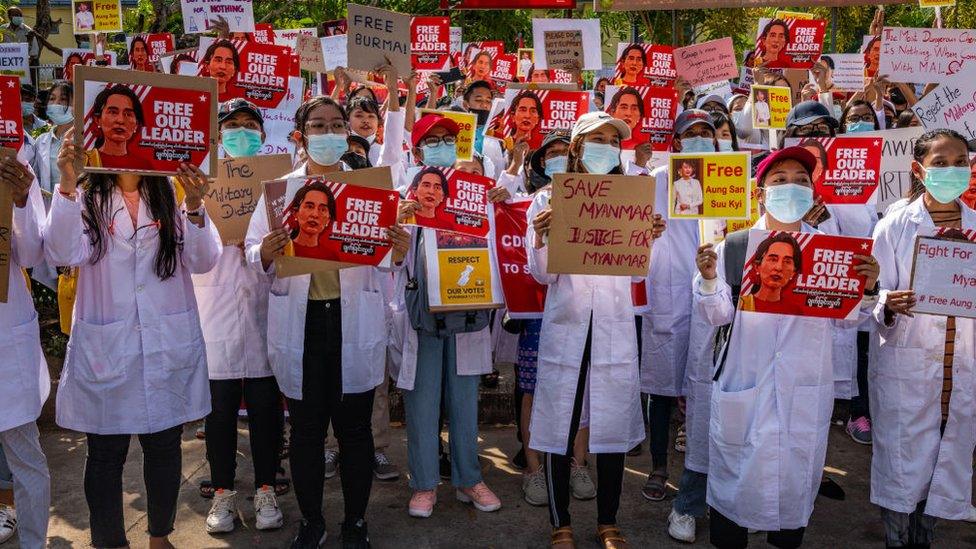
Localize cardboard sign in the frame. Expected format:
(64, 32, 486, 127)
(912, 74, 976, 142)
(910, 235, 976, 318)
(750, 85, 791, 130)
(614, 43, 676, 88)
(0, 44, 30, 84)
(321, 35, 348, 72)
(668, 152, 751, 219)
(880, 27, 976, 83)
(785, 137, 883, 205)
(347, 3, 412, 76)
(198, 40, 292, 108)
(752, 18, 825, 70)
(484, 88, 589, 150)
(419, 108, 476, 162)
(738, 229, 873, 320)
(295, 34, 327, 73)
(205, 154, 292, 245)
(544, 29, 583, 70)
(265, 176, 400, 270)
(404, 167, 491, 238)
(673, 37, 738, 87)
(127, 33, 174, 70)
(423, 230, 503, 312)
(493, 198, 547, 318)
(604, 85, 678, 152)
(273, 28, 317, 49)
(75, 66, 218, 177)
(0, 77, 23, 155)
(531, 18, 602, 71)
(181, 0, 254, 34)
(0, 162, 10, 302)
(411, 16, 450, 71)
(548, 174, 657, 276)
(818, 53, 865, 93)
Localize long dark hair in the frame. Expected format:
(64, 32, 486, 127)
(750, 232, 803, 293)
(286, 181, 336, 239)
(839, 100, 880, 131)
(710, 111, 740, 151)
(129, 35, 149, 66)
(201, 39, 239, 71)
(906, 128, 972, 202)
(91, 84, 145, 148)
(81, 173, 183, 280)
(607, 86, 645, 118)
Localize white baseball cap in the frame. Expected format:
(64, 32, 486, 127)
(570, 111, 632, 142)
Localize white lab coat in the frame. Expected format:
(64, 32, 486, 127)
(639, 165, 700, 396)
(524, 189, 645, 454)
(682, 302, 719, 474)
(244, 165, 390, 398)
(869, 197, 976, 520)
(0, 180, 49, 433)
(698, 218, 869, 530)
(29, 128, 64, 198)
(45, 184, 222, 435)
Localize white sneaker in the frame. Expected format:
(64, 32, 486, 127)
(324, 449, 339, 479)
(253, 485, 283, 530)
(668, 508, 696, 543)
(569, 459, 596, 500)
(965, 506, 976, 523)
(205, 489, 238, 534)
(522, 469, 548, 506)
(0, 506, 16, 544)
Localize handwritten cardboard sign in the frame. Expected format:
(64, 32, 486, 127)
(819, 53, 865, 93)
(911, 73, 976, 143)
(544, 29, 583, 70)
(0, 44, 29, 84)
(531, 18, 602, 71)
(673, 37, 738, 87)
(295, 33, 327, 73)
(205, 154, 292, 245)
(548, 174, 657, 276)
(347, 3, 412, 76)
(614, 43, 676, 88)
(750, 84, 791, 129)
(493, 198, 546, 318)
(855, 126, 923, 213)
(785, 136, 883, 205)
(273, 28, 317, 49)
(910, 235, 976, 319)
(880, 27, 976, 83)
(668, 152, 751, 219)
(181, 0, 255, 34)
(604, 85, 679, 152)
(0, 77, 23, 155)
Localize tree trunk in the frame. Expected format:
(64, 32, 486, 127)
(33, 0, 56, 38)
(150, 0, 176, 33)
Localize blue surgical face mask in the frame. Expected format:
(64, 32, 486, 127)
(731, 111, 743, 125)
(78, 41, 91, 50)
(763, 183, 814, 224)
(421, 142, 457, 168)
(581, 142, 620, 175)
(922, 166, 971, 204)
(717, 138, 734, 152)
(11, 16, 23, 26)
(845, 120, 874, 134)
(21, 102, 34, 117)
(473, 126, 485, 155)
(681, 136, 716, 153)
(544, 155, 568, 178)
(47, 104, 73, 125)
(305, 133, 348, 166)
(222, 127, 263, 157)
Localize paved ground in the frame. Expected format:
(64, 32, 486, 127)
(28, 418, 976, 548)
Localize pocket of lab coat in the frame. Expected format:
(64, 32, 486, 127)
(157, 309, 198, 371)
(789, 385, 822, 438)
(608, 320, 638, 365)
(713, 386, 756, 446)
(539, 323, 571, 365)
(357, 291, 386, 348)
(0, 316, 37, 395)
(69, 317, 130, 382)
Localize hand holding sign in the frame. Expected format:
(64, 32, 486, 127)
(0, 155, 32, 208)
(175, 162, 212, 213)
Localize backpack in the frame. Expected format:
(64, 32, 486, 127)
(711, 228, 750, 380)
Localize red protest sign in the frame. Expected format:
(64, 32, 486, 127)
(252, 23, 276, 44)
(264, 177, 400, 267)
(198, 39, 292, 108)
(405, 167, 492, 238)
(485, 89, 589, 150)
(0, 76, 23, 154)
(462, 41, 505, 82)
(787, 136, 883, 205)
(411, 16, 451, 71)
(129, 33, 174, 70)
(493, 199, 547, 318)
(605, 85, 678, 152)
(753, 18, 826, 70)
(614, 43, 676, 88)
(738, 230, 873, 320)
(490, 53, 518, 89)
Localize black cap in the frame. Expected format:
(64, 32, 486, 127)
(347, 134, 370, 154)
(463, 80, 493, 99)
(218, 98, 263, 128)
(529, 131, 571, 179)
(20, 83, 37, 98)
(674, 109, 716, 136)
(786, 100, 838, 129)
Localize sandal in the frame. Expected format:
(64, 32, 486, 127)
(674, 425, 687, 453)
(641, 470, 668, 501)
(551, 526, 575, 548)
(481, 369, 500, 389)
(596, 525, 629, 549)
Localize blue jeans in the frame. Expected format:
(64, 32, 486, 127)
(674, 468, 707, 517)
(404, 333, 482, 491)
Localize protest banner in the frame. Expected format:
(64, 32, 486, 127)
(63, 48, 118, 76)
(543, 29, 584, 71)
(204, 154, 292, 245)
(419, 108, 477, 162)
(531, 18, 602, 71)
(879, 27, 976, 83)
(0, 77, 24, 155)
(910, 235, 976, 319)
(489, 53, 518, 89)
(75, 66, 218, 177)
(198, 39, 292, 108)
(492, 198, 547, 318)
(0, 43, 31, 84)
(273, 28, 317, 49)
(347, 3, 412, 76)
(126, 33, 174, 70)
(919, 0, 955, 6)
(911, 74, 976, 143)
(597, 0, 910, 10)
(250, 23, 274, 44)
(738, 229, 873, 320)
(516, 48, 534, 79)
(854, 126, 924, 213)
(295, 34, 327, 73)
(614, 43, 676, 88)
(444, 0, 573, 6)
(0, 155, 10, 302)
(484, 88, 589, 150)
(673, 37, 738, 87)
(321, 35, 349, 73)
(699, 178, 761, 245)
(181, 0, 255, 34)
(450, 26, 463, 54)
(668, 152, 750, 219)
(411, 16, 451, 71)
(775, 10, 814, 19)
(784, 136, 883, 205)
(72, 0, 121, 34)
(547, 174, 656, 276)
(604, 85, 678, 152)
(752, 17, 825, 69)
(818, 53, 865, 93)
(403, 166, 491, 238)
(422, 230, 503, 312)
(750, 84, 791, 129)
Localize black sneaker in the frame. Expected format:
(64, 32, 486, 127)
(341, 519, 371, 549)
(512, 447, 527, 470)
(290, 519, 327, 549)
(818, 476, 846, 501)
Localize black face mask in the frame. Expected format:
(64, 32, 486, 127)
(470, 108, 489, 126)
(524, 167, 550, 194)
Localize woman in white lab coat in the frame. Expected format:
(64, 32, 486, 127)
(869, 128, 976, 548)
(528, 111, 664, 548)
(693, 146, 879, 547)
(47, 134, 221, 549)
(0, 155, 51, 549)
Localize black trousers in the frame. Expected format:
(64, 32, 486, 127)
(545, 325, 625, 527)
(85, 425, 183, 548)
(709, 506, 806, 549)
(649, 394, 675, 471)
(205, 376, 284, 490)
(850, 330, 871, 419)
(288, 299, 375, 528)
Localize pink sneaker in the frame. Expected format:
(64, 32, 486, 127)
(408, 490, 436, 518)
(456, 482, 502, 512)
(846, 416, 872, 445)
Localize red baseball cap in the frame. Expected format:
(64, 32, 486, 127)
(755, 146, 818, 186)
(411, 114, 460, 147)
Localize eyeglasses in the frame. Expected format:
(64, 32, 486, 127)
(419, 135, 457, 148)
(845, 114, 875, 124)
(304, 120, 349, 135)
(792, 123, 833, 137)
